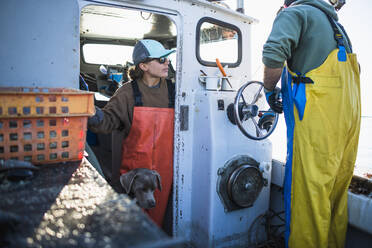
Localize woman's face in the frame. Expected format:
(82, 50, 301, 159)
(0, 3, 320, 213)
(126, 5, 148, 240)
(140, 58, 170, 78)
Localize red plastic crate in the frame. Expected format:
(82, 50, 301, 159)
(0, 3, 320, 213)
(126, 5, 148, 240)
(0, 87, 94, 164)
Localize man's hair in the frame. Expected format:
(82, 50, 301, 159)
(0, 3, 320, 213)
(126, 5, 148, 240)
(329, 0, 345, 11)
(284, 0, 297, 7)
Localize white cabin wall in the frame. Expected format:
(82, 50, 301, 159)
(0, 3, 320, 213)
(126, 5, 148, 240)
(0, 0, 80, 88)
(171, 1, 267, 246)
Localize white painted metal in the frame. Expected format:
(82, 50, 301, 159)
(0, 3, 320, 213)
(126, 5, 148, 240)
(271, 159, 285, 188)
(237, 0, 244, 13)
(0, 0, 80, 88)
(347, 193, 372, 235)
(157, 2, 270, 247)
(188, 90, 272, 247)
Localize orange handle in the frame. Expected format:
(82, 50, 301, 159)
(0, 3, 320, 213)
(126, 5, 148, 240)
(216, 58, 227, 77)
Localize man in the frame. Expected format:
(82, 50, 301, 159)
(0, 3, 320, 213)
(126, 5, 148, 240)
(262, 0, 361, 247)
(88, 39, 176, 227)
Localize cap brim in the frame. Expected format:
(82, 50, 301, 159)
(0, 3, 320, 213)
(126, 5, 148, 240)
(148, 49, 176, 59)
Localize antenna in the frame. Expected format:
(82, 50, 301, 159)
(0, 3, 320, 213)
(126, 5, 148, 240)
(237, 0, 244, 13)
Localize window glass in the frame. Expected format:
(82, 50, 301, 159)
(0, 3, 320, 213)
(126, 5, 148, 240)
(80, 6, 177, 67)
(83, 44, 133, 65)
(199, 21, 239, 64)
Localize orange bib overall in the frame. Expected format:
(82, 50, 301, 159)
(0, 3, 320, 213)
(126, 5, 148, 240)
(120, 80, 174, 227)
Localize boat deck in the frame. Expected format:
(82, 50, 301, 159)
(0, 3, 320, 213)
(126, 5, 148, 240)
(0, 158, 184, 247)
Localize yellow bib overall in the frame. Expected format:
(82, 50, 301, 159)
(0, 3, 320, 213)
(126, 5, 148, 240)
(281, 47, 361, 247)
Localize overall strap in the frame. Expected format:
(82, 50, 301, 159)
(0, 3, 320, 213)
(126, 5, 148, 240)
(336, 22, 353, 53)
(326, 15, 347, 61)
(328, 16, 345, 49)
(166, 79, 175, 108)
(132, 79, 175, 108)
(131, 80, 143, 106)
(319, 9, 349, 61)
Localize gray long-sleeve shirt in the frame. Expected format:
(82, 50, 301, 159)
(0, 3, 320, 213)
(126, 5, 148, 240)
(262, 0, 351, 75)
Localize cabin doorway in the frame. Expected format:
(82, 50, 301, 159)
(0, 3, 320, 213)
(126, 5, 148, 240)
(79, 3, 178, 231)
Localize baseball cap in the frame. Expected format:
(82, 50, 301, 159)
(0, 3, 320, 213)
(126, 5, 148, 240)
(132, 39, 175, 65)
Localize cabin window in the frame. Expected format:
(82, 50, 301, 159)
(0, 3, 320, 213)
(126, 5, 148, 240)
(82, 44, 133, 65)
(196, 17, 241, 67)
(80, 5, 177, 70)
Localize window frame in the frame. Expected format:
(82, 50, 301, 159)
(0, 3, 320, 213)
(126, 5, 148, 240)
(196, 17, 242, 68)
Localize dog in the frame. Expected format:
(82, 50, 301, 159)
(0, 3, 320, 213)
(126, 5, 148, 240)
(119, 168, 161, 209)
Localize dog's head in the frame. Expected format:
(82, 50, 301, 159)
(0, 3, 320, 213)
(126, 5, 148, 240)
(119, 168, 161, 209)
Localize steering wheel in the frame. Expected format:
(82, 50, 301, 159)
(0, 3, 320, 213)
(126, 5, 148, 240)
(233, 81, 279, 140)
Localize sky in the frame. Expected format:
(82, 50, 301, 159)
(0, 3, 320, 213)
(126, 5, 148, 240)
(224, 1, 371, 173)
(226, 0, 372, 116)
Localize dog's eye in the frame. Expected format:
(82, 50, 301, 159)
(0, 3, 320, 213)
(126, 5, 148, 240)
(140, 188, 153, 193)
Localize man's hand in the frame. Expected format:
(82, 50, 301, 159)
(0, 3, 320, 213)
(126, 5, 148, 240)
(264, 87, 283, 113)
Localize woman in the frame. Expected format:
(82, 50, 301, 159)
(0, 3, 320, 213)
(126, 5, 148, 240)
(88, 39, 176, 227)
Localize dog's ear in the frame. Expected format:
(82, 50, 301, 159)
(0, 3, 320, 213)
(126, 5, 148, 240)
(120, 170, 137, 194)
(152, 171, 162, 191)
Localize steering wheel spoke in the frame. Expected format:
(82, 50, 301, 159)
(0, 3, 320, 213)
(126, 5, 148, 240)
(251, 85, 263, 104)
(233, 81, 279, 140)
(249, 117, 264, 137)
(242, 114, 249, 122)
(240, 94, 248, 106)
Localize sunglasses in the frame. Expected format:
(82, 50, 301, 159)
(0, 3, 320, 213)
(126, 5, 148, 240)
(152, 57, 169, 64)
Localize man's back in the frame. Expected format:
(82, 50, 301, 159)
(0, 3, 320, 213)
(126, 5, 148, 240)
(262, 0, 351, 75)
